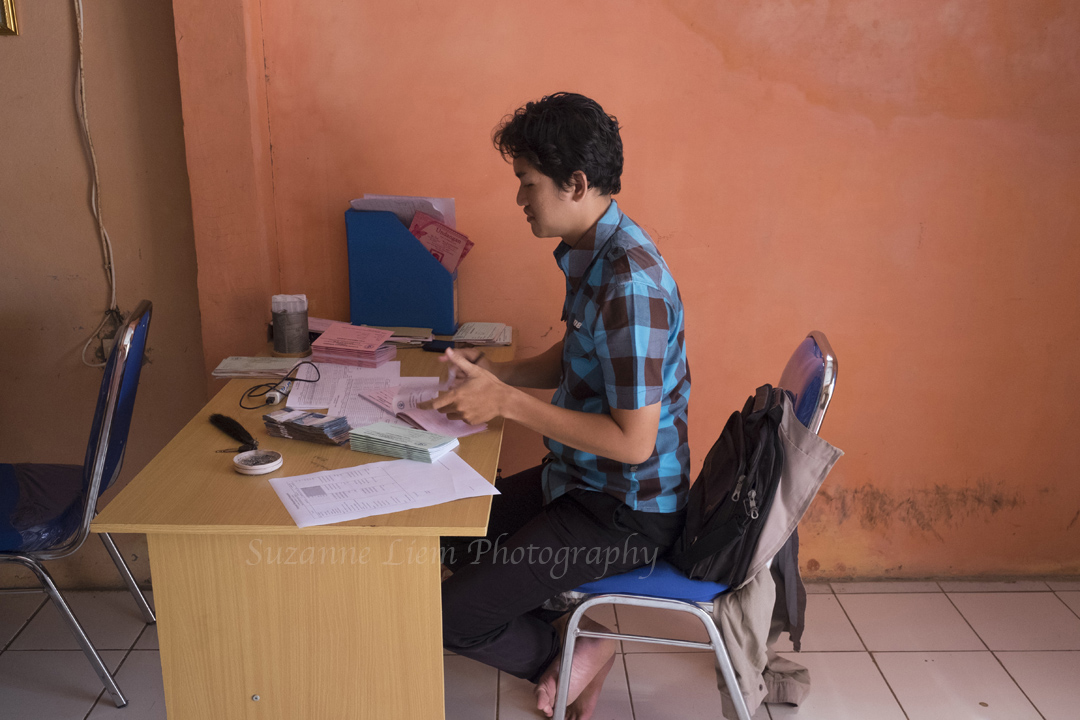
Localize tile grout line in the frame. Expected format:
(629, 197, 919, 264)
(865, 652, 912, 720)
(832, 588, 911, 720)
(83, 616, 153, 720)
(613, 606, 638, 720)
(986, 649, 1048, 720)
(942, 591, 1047, 720)
(621, 651, 637, 720)
(84, 688, 106, 720)
(1053, 591, 1080, 622)
(941, 591, 994, 654)
(829, 589, 867, 654)
(2, 593, 48, 653)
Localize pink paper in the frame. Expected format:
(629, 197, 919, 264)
(409, 211, 474, 273)
(311, 323, 395, 353)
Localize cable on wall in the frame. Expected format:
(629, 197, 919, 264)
(72, 0, 124, 368)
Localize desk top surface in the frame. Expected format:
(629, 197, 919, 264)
(93, 344, 512, 537)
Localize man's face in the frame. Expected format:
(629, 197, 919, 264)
(513, 157, 575, 239)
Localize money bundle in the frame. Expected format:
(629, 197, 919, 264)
(263, 410, 351, 446)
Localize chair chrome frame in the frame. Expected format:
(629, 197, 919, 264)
(779, 330, 837, 435)
(0, 300, 157, 708)
(553, 331, 838, 720)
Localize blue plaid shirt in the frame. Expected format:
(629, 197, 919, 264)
(542, 201, 691, 513)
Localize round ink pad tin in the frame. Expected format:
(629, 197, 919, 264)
(233, 450, 283, 475)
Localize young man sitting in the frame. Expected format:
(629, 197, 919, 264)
(428, 92, 691, 719)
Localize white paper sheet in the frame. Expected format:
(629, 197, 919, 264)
(328, 377, 440, 429)
(287, 361, 401, 409)
(350, 194, 456, 229)
(268, 452, 498, 528)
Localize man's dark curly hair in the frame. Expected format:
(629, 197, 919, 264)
(493, 92, 623, 196)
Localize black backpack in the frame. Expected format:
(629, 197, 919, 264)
(669, 384, 785, 587)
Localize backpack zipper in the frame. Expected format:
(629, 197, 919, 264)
(731, 474, 746, 501)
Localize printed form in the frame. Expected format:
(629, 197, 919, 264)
(288, 361, 402, 409)
(268, 452, 499, 528)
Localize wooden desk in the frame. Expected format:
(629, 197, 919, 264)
(93, 346, 510, 719)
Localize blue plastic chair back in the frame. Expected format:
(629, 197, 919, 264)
(778, 337, 823, 429)
(1, 302, 152, 556)
(777, 332, 836, 434)
(82, 306, 151, 498)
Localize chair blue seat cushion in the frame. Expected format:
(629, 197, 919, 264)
(574, 559, 729, 603)
(0, 463, 85, 553)
(0, 465, 21, 552)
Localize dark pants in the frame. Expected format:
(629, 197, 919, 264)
(441, 465, 685, 682)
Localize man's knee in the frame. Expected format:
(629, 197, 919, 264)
(442, 601, 501, 651)
(442, 576, 490, 649)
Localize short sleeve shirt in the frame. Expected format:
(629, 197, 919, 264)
(542, 201, 691, 513)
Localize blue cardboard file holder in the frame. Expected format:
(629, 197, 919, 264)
(345, 209, 458, 335)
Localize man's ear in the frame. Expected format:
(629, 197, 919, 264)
(569, 170, 590, 201)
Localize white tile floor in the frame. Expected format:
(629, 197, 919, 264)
(3, 580, 1080, 719)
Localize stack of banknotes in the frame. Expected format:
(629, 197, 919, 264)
(263, 410, 351, 446)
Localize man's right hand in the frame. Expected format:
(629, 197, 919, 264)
(441, 339, 564, 390)
(445, 346, 490, 368)
(439, 347, 492, 384)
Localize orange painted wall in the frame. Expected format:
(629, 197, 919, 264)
(1, 1, 206, 589)
(173, 0, 1080, 577)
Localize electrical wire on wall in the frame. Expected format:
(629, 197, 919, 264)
(73, 0, 124, 367)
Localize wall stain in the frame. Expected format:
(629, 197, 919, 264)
(1068, 510, 1079, 531)
(806, 480, 1024, 536)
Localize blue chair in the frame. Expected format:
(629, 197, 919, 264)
(553, 331, 838, 720)
(0, 300, 156, 708)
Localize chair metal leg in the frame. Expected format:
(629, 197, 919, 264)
(2, 555, 127, 708)
(700, 606, 754, 720)
(552, 602, 584, 720)
(552, 595, 754, 720)
(99, 532, 156, 623)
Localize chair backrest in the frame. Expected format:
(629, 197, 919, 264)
(777, 330, 837, 435)
(39, 301, 152, 559)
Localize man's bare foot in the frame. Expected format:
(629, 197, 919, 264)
(566, 653, 615, 720)
(535, 617, 616, 717)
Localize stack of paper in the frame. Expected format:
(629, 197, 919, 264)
(408, 212, 474, 273)
(363, 326, 434, 345)
(307, 317, 338, 335)
(349, 422, 459, 463)
(263, 410, 351, 446)
(212, 356, 299, 379)
(452, 322, 512, 346)
(349, 194, 456, 229)
(311, 323, 397, 367)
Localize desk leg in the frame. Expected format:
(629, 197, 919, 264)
(148, 534, 445, 719)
